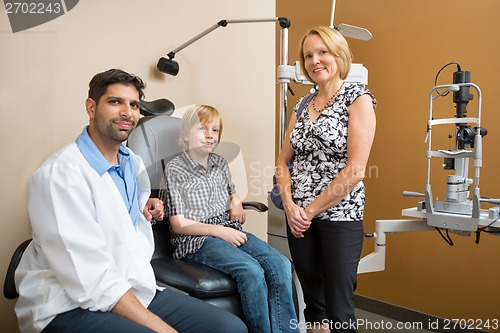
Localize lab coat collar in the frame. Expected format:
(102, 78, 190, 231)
(75, 126, 130, 176)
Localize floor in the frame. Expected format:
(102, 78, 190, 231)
(356, 308, 434, 333)
(354, 294, 491, 333)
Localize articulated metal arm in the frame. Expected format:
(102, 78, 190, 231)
(358, 219, 435, 274)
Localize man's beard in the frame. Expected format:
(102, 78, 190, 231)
(95, 114, 136, 143)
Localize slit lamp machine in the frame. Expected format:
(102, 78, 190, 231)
(358, 64, 500, 273)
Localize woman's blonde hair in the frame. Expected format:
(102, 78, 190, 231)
(180, 104, 223, 149)
(298, 26, 353, 82)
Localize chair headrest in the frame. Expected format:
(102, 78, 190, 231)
(128, 116, 182, 191)
(128, 115, 248, 199)
(140, 99, 175, 117)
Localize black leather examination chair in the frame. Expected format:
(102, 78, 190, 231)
(127, 100, 283, 321)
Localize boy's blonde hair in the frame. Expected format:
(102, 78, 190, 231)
(180, 104, 223, 149)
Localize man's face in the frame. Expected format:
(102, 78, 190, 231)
(86, 83, 141, 144)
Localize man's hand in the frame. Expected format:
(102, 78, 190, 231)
(113, 291, 177, 333)
(143, 198, 164, 222)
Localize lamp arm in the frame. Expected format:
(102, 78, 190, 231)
(157, 17, 291, 150)
(166, 17, 290, 59)
(330, 0, 337, 28)
(168, 20, 227, 59)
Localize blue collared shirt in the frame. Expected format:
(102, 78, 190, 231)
(76, 127, 140, 226)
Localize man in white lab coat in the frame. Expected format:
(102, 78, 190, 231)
(14, 69, 247, 333)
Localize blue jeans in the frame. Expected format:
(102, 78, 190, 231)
(185, 232, 298, 333)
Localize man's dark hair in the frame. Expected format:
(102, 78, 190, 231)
(88, 69, 146, 103)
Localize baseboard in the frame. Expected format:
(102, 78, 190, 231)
(354, 294, 491, 333)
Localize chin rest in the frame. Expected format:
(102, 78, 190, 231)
(140, 99, 175, 117)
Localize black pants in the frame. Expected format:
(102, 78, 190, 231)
(287, 218, 363, 332)
(42, 289, 247, 333)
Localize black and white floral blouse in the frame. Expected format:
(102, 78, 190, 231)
(289, 83, 377, 221)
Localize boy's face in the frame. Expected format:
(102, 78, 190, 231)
(186, 120, 220, 154)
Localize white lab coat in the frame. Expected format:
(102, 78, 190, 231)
(15, 142, 157, 333)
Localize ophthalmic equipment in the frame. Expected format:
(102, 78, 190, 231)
(358, 63, 500, 274)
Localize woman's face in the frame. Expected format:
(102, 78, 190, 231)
(302, 34, 339, 85)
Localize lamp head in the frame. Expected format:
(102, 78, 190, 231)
(157, 57, 179, 76)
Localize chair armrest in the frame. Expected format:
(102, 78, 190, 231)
(4, 239, 32, 299)
(242, 201, 268, 212)
(151, 257, 237, 298)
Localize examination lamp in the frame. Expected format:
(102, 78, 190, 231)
(329, 0, 372, 41)
(157, 56, 179, 76)
(157, 18, 291, 76)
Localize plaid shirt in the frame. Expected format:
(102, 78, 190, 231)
(159, 151, 242, 259)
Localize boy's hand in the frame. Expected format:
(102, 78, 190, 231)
(229, 194, 246, 224)
(215, 226, 248, 247)
(229, 204, 246, 225)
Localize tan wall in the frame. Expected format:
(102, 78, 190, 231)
(277, 0, 500, 329)
(0, 1, 275, 331)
